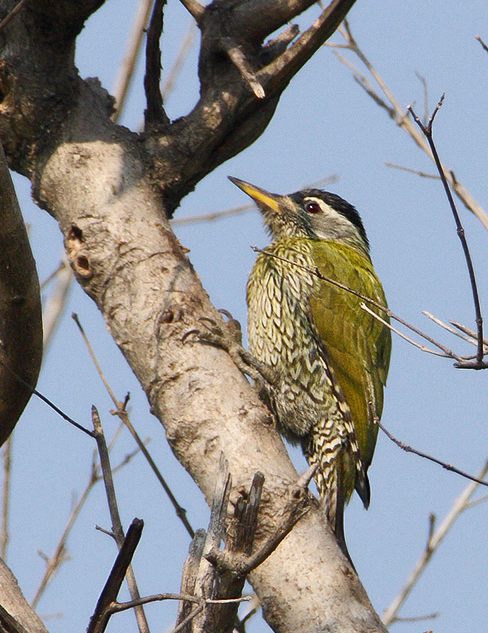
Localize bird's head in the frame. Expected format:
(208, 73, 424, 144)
(229, 176, 369, 254)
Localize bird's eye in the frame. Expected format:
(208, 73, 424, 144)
(305, 201, 321, 214)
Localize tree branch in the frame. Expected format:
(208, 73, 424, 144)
(144, 0, 170, 127)
(407, 100, 485, 367)
(91, 407, 149, 633)
(382, 460, 488, 626)
(87, 518, 145, 633)
(0, 145, 42, 445)
(0, 557, 50, 633)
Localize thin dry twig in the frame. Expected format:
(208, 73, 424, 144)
(72, 313, 195, 537)
(450, 320, 488, 348)
(40, 261, 65, 290)
(42, 260, 73, 349)
(32, 434, 140, 607)
(476, 35, 488, 54)
(382, 460, 488, 625)
(251, 246, 462, 361)
(423, 312, 484, 349)
(377, 421, 488, 489)
(112, 0, 154, 121)
(32, 472, 94, 607)
(91, 407, 150, 633)
(113, 593, 251, 613)
(171, 604, 204, 633)
(394, 613, 439, 623)
(0, 0, 27, 32)
(408, 100, 485, 367)
(330, 21, 488, 230)
(0, 357, 94, 438)
(87, 518, 145, 633)
(384, 163, 439, 180)
(1, 437, 12, 558)
(161, 24, 196, 100)
(360, 303, 453, 359)
(223, 39, 265, 99)
(144, 0, 170, 127)
(172, 175, 338, 227)
(178, 0, 204, 23)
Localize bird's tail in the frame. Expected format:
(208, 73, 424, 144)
(304, 433, 354, 565)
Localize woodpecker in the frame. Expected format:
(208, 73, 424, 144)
(230, 176, 391, 556)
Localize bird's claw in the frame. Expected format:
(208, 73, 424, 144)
(183, 311, 243, 348)
(183, 310, 276, 385)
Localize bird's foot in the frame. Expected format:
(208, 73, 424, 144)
(183, 309, 277, 386)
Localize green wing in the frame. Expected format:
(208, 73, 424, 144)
(309, 240, 391, 470)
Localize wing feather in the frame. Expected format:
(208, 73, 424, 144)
(309, 241, 391, 469)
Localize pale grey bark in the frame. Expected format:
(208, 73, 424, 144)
(0, 1, 388, 631)
(0, 557, 50, 633)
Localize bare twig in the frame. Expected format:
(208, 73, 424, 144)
(258, 0, 358, 94)
(172, 175, 338, 226)
(112, 0, 154, 121)
(72, 313, 195, 537)
(360, 303, 454, 359)
(178, 0, 204, 23)
(0, 0, 27, 32)
(414, 71, 429, 124)
(87, 518, 145, 633)
(1, 437, 12, 558)
(40, 261, 65, 290)
(223, 39, 265, 99)
(161, 25, 196, 100)
(377, 421, 488, 488)
(476, 35, 488, 53)
(171, 604, 204, 633)
(111, 593, 250, 613)
(384, 163, 439, 180)
(0, 357, 94, 438)
(394, 612, 439, 623)
(91, 407, 150, 633)
(32, 465, 95, 608)
(423, 312, 485, 349)
(382, 460, 488, 625)
(42, 260, 73, 349)
(450, 320, 488, 348)
(173, 202, 256, 226)
(331, 22, 488, 230)
(408, 100, 485, 366)
(144, 0, 170, 127)
(32, 436, 140, 607)
(251, 246, 462, 361)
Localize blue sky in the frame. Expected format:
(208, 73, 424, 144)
(6, 1, 488, 631)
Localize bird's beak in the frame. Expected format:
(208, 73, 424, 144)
(228, 176, 283, 214)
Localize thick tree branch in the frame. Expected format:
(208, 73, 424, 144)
(0, 557, 50, 633)
(258, 0, 357, 92)
(0, 145, 42, 445)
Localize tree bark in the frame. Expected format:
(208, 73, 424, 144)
(0, 145, 42, 445)
(0, 557, 50, 633)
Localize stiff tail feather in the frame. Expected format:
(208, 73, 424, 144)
(304, 430, 356, 566)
